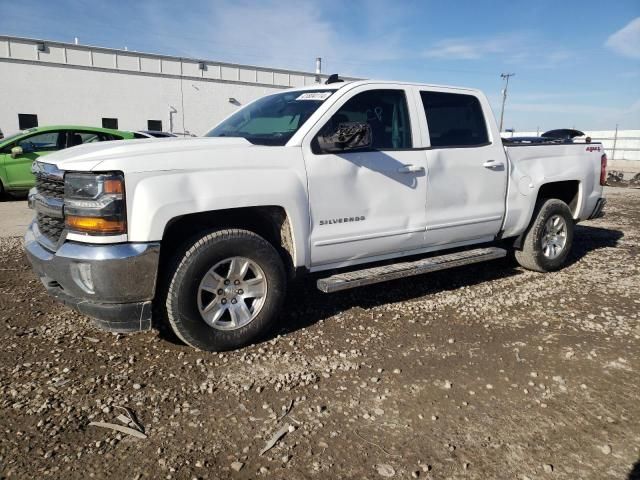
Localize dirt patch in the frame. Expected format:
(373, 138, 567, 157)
(1, 187, 639, 479)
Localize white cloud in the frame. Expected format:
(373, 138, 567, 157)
(422, 33, 574, 69)
(423, 35, 512, 60)
(620, 99, 640, 116)
(139, 0, 408, 75)
(507, 98, 639, 118)
(514, 91, 609, 102)
(508, 103, 618, 115)
(606, 17, 640, 59)
(503, 98, 640, 130)
(618, 71, 640, 78)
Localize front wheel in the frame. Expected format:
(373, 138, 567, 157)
(164, 229, 286, 351)
(514, 199, 574, 273)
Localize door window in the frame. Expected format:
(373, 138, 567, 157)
(17, 132, 62, 153)
(420, 91, 489, 147)
(71, 131, 113, 146)
(318, 89, 412, 151)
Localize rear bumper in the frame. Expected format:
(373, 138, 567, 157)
(588, 198, 606, 220)
(24, 222, 160, 332)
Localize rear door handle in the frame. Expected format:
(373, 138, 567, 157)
(483, 160, 504, 169)
(397, 164, 425, 174)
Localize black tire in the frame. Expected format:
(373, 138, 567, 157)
(514, 199, 574, 273)
(7, 190, 28, 200)
(164, 229, 286, 351)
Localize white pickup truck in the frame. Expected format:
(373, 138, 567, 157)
(24, 79, 607, 351)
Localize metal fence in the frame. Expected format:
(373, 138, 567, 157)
(587, 129, 640, 163)
(514, 129, 640, 175)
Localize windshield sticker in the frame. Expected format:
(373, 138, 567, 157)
(296, 92, 332, 101)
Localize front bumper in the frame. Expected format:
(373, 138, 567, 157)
(24, 222, 160, 332)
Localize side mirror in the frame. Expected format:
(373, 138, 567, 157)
(10, 146, 23, 159)
(317, 122, 372, 153)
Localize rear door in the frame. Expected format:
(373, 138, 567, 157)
(418, 90, 508, 246)
(302, 85, 428, 267)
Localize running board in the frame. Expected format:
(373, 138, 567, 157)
(317, 247, 507, 293)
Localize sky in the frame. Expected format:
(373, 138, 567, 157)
(1, 0, 639, 131)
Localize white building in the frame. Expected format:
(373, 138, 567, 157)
(2, 35, 637, 176)
(0, 35, 336, 136)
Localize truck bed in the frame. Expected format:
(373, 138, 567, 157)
(501, 141, 605, 238)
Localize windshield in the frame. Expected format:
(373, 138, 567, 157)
(205, 90, 334, 146)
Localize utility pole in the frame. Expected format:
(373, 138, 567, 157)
(611, 124, 619, 162)
(499, 73, 515, 133)
(315, 57, 322, 83)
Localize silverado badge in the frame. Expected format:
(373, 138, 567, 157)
(319, 216, 366, 226)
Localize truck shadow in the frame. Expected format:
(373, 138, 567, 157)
(628, 459, 640, 480)
(566, 224, 623, 267)
(154, 225, 623, 347)
(270, 224, 623, 340)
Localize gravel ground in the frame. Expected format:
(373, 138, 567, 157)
(1, 187, 639, 480)
(0, 197, 30, 239)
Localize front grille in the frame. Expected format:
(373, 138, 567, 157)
(37, 212, 65, 243)
(35, 175, 65, 200)
(34, 172, 65, 244)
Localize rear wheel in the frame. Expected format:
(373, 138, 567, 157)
(165, 229, 286, 351)
(514, 199, 574, 272)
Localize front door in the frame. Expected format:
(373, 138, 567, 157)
(303, 87, 427, 267)
(419, 90, 508, 246)
(5, 131, 65, 189)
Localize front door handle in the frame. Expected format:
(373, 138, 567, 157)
(397, 164, 425, 174)
(483, 160, 504, 169)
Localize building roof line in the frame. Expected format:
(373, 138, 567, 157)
(0, 34, 358, 80)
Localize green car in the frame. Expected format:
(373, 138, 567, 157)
(0, 126, 136, 194)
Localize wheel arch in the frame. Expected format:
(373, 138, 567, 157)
(160, 206, 298, 278)
(535, 180, 581, 217)
(512, 180, 580, 249)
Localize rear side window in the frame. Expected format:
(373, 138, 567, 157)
(74, 131, 111, 144)
(421, 92, 489, 147)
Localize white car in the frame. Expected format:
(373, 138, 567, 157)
(24, 78, 607, 351)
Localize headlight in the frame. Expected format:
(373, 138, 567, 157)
(64, 172, 126, 235)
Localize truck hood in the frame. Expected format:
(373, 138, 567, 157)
(39, 137, 254, 172)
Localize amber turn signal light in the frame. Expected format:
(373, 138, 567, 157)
(103, 178, 124, 194)
(66, 216, 126, 234)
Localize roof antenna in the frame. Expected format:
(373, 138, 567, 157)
(325, 74, 344, 85)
